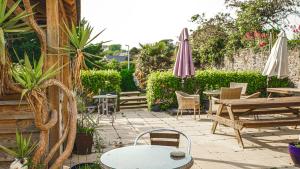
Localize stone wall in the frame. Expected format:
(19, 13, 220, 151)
(222, 49, 300, 85)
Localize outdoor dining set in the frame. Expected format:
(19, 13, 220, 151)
(96, 28, 298, 169)
(176, 83, 300, 148)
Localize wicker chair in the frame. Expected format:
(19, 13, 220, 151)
(230, 82, 248, 95)
(175, 91, 200, 120)
(212, 87, 242, 113)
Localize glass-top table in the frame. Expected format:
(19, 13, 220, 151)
(100, 145, 193, 169)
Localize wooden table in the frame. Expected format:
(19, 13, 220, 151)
(203, 90, 220, 114)
(268, 88, 300, 97)
(210, 97, 300, 148)
(100, 145, 193, 169)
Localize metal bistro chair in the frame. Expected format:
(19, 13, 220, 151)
(133, 128, 191, 154)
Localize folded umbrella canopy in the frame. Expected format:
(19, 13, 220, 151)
(173, 28, 195, 79)
(262, 31, 288, 79)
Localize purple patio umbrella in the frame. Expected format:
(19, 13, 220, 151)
(173, 28, 195, 83)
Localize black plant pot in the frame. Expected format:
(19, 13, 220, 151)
(71, 163, 101, 169)
(151, 104, 161, 112)
(202, 99, 209, 112)
(74, 133, 93, 155)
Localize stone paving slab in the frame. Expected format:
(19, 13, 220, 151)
(67, 109, 300, 169)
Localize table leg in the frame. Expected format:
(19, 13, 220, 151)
(208, 96, 212, 115)
(211, 104, 223, 134)
(268, 92, 272, 98)
(227, 106, 244, 148)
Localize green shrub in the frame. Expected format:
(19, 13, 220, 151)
(120, 68, 137, 91)
(81, 70, 121, 94)
(120, 61, 135, 70)
(146, 70, 292, 110)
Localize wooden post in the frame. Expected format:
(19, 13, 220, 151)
(59, 0, 72, 150)
(46, 0, 61, 165)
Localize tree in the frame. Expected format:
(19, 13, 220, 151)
(63, 20, 105, 90)
(191, 13, 237, 67)
(129, 47, 140, 58)
(83, 43, 106, 69)
(226, 0, 300, 34)
(135, 40, 175, 88)
(104, 44, 124, 56)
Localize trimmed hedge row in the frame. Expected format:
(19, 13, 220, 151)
(146, 70, 293, 110)
(81, 70, 121, 94)
(120, 68, 137, 91)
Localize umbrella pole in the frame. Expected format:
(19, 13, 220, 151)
(181, 79, 184, 89)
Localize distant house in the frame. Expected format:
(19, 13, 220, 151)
(105, 55, 128, 62)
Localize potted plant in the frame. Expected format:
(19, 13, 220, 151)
(0, 131, 38, 169)
(74, 114, 96, 155)
(71, 162, 102, 169)
(289, 141, 300, 166)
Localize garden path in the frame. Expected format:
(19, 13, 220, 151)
(67, 109, 300, 169)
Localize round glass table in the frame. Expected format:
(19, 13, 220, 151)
(100, 145, 193, 169)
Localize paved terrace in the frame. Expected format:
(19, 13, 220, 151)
(68, 109, 299, 169)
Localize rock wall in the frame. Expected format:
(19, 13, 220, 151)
(222, 49, 300, 85)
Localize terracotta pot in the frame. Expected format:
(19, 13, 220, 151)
(74, 133, 93, 155)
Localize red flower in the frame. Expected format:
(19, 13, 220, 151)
(254, 31, 261, 38)
(259, 41, 267, 48)
(245, 32, 254, 40)
(260, 33, 268, 39)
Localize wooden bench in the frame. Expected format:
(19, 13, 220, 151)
(210, 97, 300, 148)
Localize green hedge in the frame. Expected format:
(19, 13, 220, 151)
(146, 70, 293, 110)
(81, 70, 121, 94)
(120, 68, 137, 91)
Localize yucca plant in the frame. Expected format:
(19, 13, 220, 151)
(11, 53, 60, 166)
(0, 0, 31, 95)
(0, 130, 37, 168)
(63, 20, 105, 90)
(11, 53, 78, 168)
(11, 53, 59, 99)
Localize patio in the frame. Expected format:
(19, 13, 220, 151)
(67, 108, 299, 169)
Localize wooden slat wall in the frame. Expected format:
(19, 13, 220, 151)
(0, 101, 39, 166)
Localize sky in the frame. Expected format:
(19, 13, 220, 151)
(81, 0, 228, 48)
(81, 0, 300, 49)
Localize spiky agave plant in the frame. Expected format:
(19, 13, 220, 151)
(0, 130, 37, 168)
(11, 53, 78, 169)
(0, 0, 31, 95)
(63, 20, 105, 91)
(11, 54, 59, 166)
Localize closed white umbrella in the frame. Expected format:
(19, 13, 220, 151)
(262, 31, 288, 79)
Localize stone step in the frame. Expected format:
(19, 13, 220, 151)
(120, 101, 147, 106)
(120, 104, 148, 109)
(120, 96, 147, 102)
(120, 91, 141, 97)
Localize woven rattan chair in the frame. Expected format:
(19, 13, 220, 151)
(175, 91, 200, 120)
(133, 128, 191, 154)
(212, 87, 242, 113)
(230, 82, 248, 95)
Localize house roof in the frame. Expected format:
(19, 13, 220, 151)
(106, 55, 128, 62)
